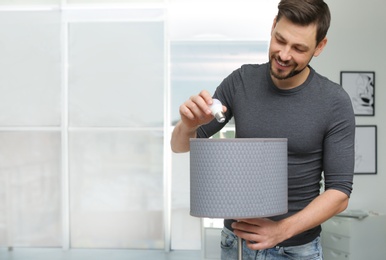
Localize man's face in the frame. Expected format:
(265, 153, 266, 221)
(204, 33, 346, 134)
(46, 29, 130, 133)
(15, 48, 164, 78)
(269, 16, 326, 84)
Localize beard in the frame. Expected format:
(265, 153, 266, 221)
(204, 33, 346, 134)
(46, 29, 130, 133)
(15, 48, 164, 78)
(269, 56, 308, 80)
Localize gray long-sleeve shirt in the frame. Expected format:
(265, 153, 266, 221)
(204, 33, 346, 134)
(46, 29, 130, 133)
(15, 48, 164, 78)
(197, 63, 355, 246)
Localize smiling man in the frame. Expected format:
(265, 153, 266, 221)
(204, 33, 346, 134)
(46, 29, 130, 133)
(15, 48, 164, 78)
(171, 0, 355, 259)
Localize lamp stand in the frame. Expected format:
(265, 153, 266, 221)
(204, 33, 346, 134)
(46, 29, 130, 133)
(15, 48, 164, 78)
(238, 236, 243, 260)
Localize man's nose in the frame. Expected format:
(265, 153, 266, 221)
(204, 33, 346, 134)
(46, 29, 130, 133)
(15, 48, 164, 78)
(279, 46, 292, 61)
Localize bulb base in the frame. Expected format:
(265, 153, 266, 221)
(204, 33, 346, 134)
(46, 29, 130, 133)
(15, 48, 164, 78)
(214, 112, 226, 123)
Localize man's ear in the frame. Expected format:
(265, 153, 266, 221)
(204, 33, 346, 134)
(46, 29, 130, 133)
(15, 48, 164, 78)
(314, 37, 328, 57)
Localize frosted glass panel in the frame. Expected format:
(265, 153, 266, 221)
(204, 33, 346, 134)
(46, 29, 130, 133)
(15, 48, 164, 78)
(171, 152, 201, 250)
(170, 41, 268, 124)
(0, 12, 61, 126)
(0, 0, 60, 5)
(68, 22, 164, 127)
(0, 131, 61, 247)
(69, 130, 164, 249)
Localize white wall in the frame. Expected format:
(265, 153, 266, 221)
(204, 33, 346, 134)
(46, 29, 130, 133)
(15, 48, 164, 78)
(311, 0, 386, 214)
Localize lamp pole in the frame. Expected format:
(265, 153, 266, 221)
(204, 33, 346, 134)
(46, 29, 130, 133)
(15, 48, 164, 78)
(238, 237, 243, 259)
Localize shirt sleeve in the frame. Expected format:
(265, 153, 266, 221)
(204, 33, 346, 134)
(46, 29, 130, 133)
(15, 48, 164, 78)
(323, 87, 356, 197)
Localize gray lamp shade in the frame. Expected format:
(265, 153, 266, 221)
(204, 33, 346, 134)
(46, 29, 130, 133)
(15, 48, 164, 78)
(190, 138, 288, 219)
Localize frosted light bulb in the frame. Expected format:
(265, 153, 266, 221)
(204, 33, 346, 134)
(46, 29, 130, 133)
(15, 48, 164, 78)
(210, 99, 226, 123)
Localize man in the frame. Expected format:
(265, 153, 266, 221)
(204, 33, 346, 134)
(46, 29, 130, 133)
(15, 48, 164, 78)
(171, 0, 355, 259)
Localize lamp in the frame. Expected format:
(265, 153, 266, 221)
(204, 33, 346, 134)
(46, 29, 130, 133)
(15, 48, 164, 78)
(190, 138, 288, 259)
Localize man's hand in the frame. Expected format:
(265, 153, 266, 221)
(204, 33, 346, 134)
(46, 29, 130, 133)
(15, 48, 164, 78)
(231, 218, 288, 250)
(179, 90, 226, 129)
(171, 90, 227, 153)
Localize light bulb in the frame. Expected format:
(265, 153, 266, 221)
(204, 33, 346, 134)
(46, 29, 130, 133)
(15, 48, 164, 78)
(210, 99, 226, 123)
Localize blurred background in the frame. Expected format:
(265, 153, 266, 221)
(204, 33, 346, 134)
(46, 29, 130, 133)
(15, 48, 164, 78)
(0, 0, 277, 252)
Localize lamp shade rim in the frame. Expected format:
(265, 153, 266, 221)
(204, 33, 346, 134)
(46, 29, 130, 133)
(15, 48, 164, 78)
(190, 208, 288, 219)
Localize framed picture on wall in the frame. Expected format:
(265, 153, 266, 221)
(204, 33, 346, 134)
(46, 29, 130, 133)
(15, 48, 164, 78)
(340, 71, 375, 116)
(354, 125, 377, 175)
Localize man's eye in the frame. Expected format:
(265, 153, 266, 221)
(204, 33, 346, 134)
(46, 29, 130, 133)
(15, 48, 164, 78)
(295, 47, 306, 53)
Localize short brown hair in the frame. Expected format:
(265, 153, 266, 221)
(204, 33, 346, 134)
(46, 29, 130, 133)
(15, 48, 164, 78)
(276, 0, 331, 45)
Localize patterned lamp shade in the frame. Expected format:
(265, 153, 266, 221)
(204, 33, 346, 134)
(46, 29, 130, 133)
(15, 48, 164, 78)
(190, 138, 288, 219)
